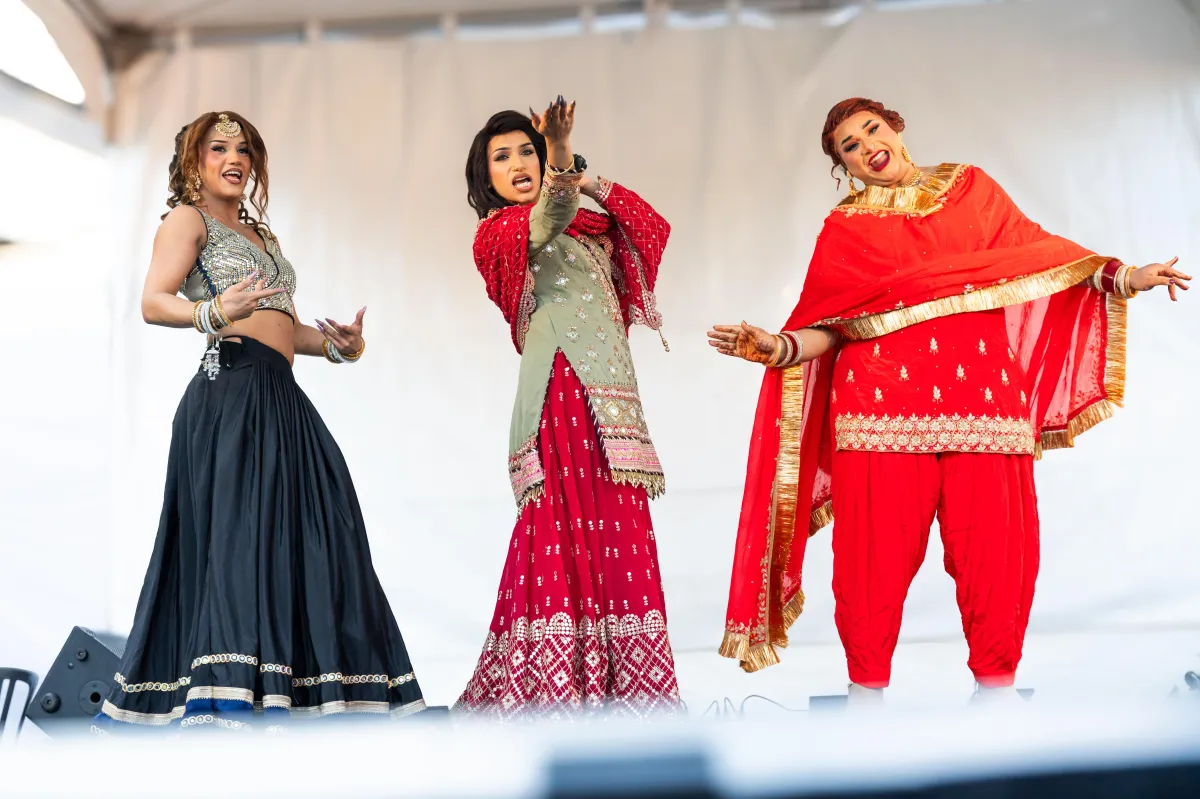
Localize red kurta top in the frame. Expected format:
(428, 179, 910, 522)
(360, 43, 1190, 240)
(831, 309, 1033, 454)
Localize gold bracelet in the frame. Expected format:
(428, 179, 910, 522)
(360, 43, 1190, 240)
(322, 339, 340, 364)
(342, 337, 366, 362)
(212, 295, 234, 328)
(191, 301, 205, 333)
(1124, 265, 1139, 298)
(766, 334, 785, 368)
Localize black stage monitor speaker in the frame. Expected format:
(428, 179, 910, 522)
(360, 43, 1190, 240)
(24, 627, 125, 736)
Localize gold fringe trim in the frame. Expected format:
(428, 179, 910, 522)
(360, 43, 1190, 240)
(810, 500, 834, 537)
(718, 629, 748, 660)
(1040, 291, 1127, 451)
(611, 470, 667, 500)
(823, 255, 1110, 341)
(718, 592, 805, 671)
(739, 643, 781, 673)
(717, 629, 784, 673)
(515, 482, 546, 513)
(777, 590, 806, 633)
(769, 364, 807, 576)
(835, 163, 968, 218)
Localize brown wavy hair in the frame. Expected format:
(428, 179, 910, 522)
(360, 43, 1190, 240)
(821, 97, 906, 176)
(162, 111, 273, 239)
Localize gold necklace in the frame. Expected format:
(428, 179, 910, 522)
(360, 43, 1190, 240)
(901, 167, 924, 188)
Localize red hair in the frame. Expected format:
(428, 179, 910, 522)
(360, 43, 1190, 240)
(821, 98, 905, 170)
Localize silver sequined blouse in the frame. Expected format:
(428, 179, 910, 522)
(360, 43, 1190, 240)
(180, 208, 296, 319)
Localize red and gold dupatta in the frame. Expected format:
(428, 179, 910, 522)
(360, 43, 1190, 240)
(721, 164, 1127, 671)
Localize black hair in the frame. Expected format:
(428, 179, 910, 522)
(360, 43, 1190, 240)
(465, 110, 547, 219)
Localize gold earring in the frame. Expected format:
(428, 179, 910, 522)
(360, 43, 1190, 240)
(187, 169, 202, 203)
(844, 167, 859, 197)
(901, 143, 912, 163)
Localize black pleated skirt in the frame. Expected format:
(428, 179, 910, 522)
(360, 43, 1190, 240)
(97, 337, 424, 731)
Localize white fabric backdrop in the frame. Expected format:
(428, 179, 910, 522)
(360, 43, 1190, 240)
(6, 0, 1197, 703)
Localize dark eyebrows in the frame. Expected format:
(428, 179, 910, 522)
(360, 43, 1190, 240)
(840, 118, 877, 147)
(490, 140, 534, 157)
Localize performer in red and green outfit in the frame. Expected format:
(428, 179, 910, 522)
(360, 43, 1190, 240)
(457, 99, 681, 719)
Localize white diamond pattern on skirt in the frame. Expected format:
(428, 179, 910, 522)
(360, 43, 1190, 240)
(454, 611, 680, 721)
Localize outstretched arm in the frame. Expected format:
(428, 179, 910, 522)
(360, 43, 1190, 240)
(708, 322, 840, 367)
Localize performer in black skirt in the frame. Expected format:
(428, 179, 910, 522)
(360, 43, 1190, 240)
(96, 111, 425, 731)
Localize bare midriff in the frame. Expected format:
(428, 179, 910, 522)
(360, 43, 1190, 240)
(219, 308, 295, 364)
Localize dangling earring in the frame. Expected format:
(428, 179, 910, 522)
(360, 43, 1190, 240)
(843, 167, 859, 197)
(901, 142, 912, 163)
(187, 169, 202, 203)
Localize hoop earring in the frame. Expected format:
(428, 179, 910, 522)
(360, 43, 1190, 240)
(187, 169, 202, 203)
(901, 143, 912, 163)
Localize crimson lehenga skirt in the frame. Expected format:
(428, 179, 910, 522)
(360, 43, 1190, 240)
(96, 337, 425, 732)
(454, 352, 682, 720)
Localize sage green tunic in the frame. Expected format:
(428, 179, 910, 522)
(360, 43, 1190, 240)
(506, 169, 663, 507)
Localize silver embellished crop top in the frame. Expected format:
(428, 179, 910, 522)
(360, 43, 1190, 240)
(180, 208, 296, 319)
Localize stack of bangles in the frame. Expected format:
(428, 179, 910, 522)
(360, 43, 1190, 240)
(768, 330, 806, 369)
(192, 297, 232, 335)
(323, 337, 365, 364)
(1087, 259, 1140, 299)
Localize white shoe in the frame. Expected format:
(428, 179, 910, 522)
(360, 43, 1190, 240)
(970, 683, 1026, 707)
(846, 682, 885, 709)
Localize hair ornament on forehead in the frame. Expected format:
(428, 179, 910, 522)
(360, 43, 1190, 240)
(215, 113, 242, 138)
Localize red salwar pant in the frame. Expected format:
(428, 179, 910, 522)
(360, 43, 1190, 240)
(830, 450, 1039, 688)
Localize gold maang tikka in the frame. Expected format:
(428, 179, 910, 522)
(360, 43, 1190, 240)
(215, 113, 242, 138)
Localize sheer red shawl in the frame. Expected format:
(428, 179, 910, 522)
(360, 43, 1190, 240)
(473, 181, 668, 353)
(721, 164, 1126, 672)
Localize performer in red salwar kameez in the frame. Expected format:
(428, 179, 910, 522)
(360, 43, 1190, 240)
(456, 99, 681, 719)
(709, 98, 1189, 705)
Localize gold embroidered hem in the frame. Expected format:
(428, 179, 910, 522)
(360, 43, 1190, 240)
(508, 434, 544, 506)
(834, 163, 968, 218)
(100, 696, 427, 726)
(508, 374, 666, 506)
(117, 664, 418, 692)
(835, 413, 1036, 455)
(817, 255, 1111, 341)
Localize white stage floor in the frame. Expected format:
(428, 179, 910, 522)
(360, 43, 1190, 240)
(407, 628, 1200, 715)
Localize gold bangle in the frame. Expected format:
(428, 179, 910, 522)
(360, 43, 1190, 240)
(766, 334, 785, 368)
(1125, 265, 1139, 298)
(322, 339, 340, 364)
(343, 337, 366, 362)
(191, 301, 205, 333)
(213, 295, 234, 327)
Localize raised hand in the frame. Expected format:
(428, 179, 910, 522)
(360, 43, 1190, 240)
(530, 96, 575, 143)
(220, 270, 288, 321)
(707, 322, 779, 365)
(1130, 257, 1191, 302)
(315, 307, 366, 356)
